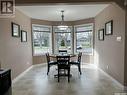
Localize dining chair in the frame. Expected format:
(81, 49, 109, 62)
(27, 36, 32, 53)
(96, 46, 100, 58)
(70, 52, 82, 75)
(56, 55, 70, 82)
(58, 50, 67, 54)
(46, 53, 57, 75)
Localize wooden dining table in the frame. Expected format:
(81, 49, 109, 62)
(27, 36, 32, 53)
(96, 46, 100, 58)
(49, 53, 76, 58)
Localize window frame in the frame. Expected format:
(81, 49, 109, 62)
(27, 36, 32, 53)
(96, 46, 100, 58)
(32, 23, 94, 56)
(74, 23, 94, 55)
(53, 26, 73, 54)
(32, 24, 52, 56)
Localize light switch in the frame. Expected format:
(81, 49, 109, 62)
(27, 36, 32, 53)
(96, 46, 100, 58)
(116, 36, 122, 42)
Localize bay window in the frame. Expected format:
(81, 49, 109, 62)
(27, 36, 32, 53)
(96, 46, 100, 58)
(32, 25, 52, 55)
(53, 26, 72, 54)
(75, 24, 93, 55)
(32, 23, 93, 56)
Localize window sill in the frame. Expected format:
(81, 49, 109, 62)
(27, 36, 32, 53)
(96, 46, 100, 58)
(75, 53, 93, 56)
(33, 54, 46, 56)
(84, 53, 93, 55)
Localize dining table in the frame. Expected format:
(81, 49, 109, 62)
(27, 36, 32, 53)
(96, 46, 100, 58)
(49, 53, 76, 58)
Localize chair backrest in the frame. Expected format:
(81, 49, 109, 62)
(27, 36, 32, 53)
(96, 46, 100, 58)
(56, 55, 70, 65)
(59, 50, 67, 54)
(77, 52, 82, 63)
(46, 53, 50, 64)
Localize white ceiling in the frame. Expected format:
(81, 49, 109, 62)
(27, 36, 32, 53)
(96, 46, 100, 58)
(16, 4, 109, 21)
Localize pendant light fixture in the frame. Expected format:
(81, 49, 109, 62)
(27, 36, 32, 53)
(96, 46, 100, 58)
(57, 10, 68, 31)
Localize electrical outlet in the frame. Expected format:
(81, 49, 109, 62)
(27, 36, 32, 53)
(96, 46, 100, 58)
(116, 36, 122, 42)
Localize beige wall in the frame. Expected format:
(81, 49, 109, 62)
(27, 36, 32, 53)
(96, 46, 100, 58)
(33, 55, 94, 65)
(31, 18, 94, 64)
(72, 18, 94, 25)
(124, 8, 127, 86)
(33, 55, 46, 65)
(0, 9, 32, 79)
(95, 3, 125, 85)
(32, 18, 94, 26)
(31, 19, 53, 25)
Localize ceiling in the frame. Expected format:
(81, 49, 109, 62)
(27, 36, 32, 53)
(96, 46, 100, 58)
(16, 4, 109, 21)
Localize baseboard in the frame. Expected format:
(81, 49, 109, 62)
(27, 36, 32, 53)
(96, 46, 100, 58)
(94, 65, 125, 90)
(33, 63, 47, 67)
(12, 65, 33, 84)
(12, 63, 47, 84)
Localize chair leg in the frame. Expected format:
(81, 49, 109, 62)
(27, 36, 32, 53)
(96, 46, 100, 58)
(68, 68, 70, 82)
(47, 65, 50, 75)
(58, 68, 60, 82)
(78, 65, 82, 75)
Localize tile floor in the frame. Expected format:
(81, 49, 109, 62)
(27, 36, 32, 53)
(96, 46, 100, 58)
(7, 64, 127, 95)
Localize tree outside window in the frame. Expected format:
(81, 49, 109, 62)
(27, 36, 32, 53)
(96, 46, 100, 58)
(54, 26, 72, 54)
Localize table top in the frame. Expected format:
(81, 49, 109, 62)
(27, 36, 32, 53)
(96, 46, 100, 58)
(50, 53, 76, 58)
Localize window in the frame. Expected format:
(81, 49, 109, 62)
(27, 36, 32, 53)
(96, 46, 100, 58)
(32, 24, 93, 55)
(75, 24, 93, 55)
(32, 25, 52, 55)
(53, 26, 72, 54)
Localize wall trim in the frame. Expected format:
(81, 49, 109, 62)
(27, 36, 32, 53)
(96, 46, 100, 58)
(94, 65, 125, 90)
(12, 63, 47, 84)
(33, 63, 47, 67)
(12, 65, 33, 84)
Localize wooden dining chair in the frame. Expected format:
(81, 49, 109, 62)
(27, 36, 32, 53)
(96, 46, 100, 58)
(70, 52, 82, 75)
(46, 53, 57, 75)
(58, 50, 67, 54)
(56, 55, 70, 82)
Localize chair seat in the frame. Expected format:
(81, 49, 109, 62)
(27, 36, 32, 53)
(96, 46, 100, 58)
(49, 61, 57, 65)
(70, 61, 79, 65)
